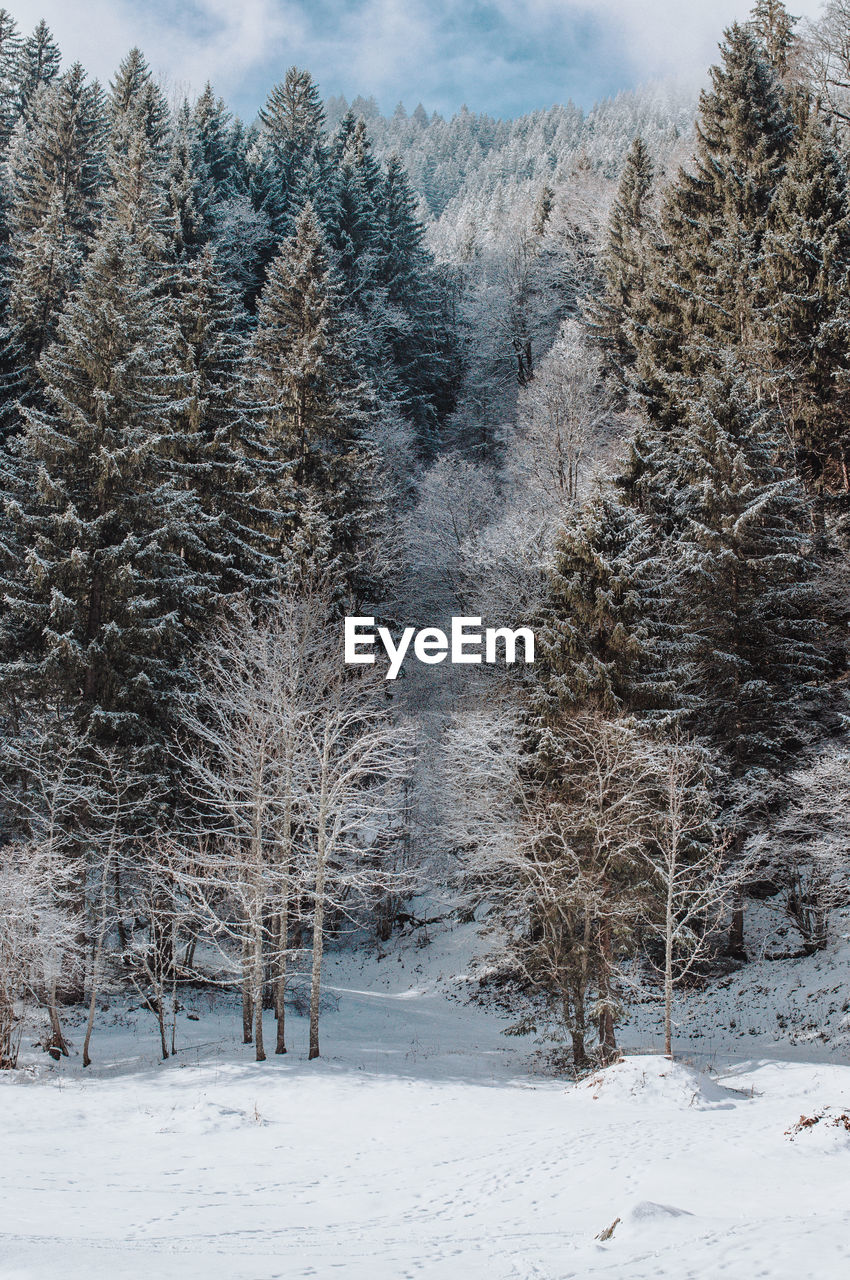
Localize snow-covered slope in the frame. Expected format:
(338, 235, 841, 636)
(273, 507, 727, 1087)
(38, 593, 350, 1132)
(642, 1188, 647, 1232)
(2, 916, 850, 1279)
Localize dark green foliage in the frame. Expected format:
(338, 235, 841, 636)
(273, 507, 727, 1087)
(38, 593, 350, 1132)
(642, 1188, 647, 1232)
(0, 8, 21, 149)
(591, 136, 655, 388)
(14, 18, 60, 123)
(532, 489, 677, 724)
(624, 365, 825, 775)
(0, 223, 217, 774)
(760, 104, 850, 495)
(251, 203, 379, 583)
(635, 25, 794, 422)
(4, 65, 107, 378)
(256, 67, 330, 237)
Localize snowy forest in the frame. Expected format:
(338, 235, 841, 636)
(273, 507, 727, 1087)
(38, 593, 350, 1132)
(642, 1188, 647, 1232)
(6, 0, 850, 1273)
(1, 0, 849, 1078)
(0, 0, 849, 1164)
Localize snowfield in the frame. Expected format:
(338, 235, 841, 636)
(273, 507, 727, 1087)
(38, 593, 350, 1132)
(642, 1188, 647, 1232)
(2, 921, 850, 1280)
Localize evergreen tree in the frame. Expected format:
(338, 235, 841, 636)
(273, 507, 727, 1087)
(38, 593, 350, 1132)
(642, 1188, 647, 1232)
(377, 154, 455, 452)
(169, 246, 290, 595)
(592, 135, 655, 389)
(166, 100, 213, 258)
(532, 488, 677, 726)
(4, 65, 107, 383)
(621, 363, 824, 776)
(106, 54, 172, 255)
(0, 222, 217, 775)
(255, 68, 329, 238)
(749, 0, 798, 75)
(108, 48, 171, 180)
(0, 8, 21, 150)
(192, 83, 235, 196)
(14, 19, 60, 122)
(636, 26, 794, 422)
(251, 203, 378, 583)
(760, 103, 850, 496)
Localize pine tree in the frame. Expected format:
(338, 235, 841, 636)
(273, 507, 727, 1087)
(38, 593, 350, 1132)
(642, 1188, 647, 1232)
(636, 26, 795, 422)
(169, 246, 290, 595)
(749, 0, 798, 75)
(4, 65, 107, 382)
(166, 100, 213, 258)
(106, 54, 172, 256)
(532, 488, 678, 727)
(0, 9, 21, 150)
(108, 48, 171, 184)
(14, 19, 60, 122)
(621, 363, 824, 776)
(0, 221, 217, 774)
(760, 103, 850, 496)
(592, 136, 655, 389)
(192, 83, 235, 197)
(251, 203, 378, 583)
(377, 154, 455, 452)
(256, 68, 329, 238)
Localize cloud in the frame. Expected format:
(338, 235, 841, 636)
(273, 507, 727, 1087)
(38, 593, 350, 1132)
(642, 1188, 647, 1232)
(1, 0, 829, 118)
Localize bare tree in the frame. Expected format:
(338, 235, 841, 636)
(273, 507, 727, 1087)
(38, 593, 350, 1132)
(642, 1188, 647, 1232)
(639, 734, 736, 1059)
(0, 840, 79, 1069)
(174, 591, 415, 1062)
(446, 704, 657, 1070)
(300, 656, 414, 1059)
(766, 746, 850, 952)
(801, 3, 850, 125)
(514, 319, 613, 508)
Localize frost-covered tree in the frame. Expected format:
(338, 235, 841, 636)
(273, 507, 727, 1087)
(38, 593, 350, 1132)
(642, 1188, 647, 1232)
(4, 65, 107, 401)
(636, 25, 794, 421)
(251, 203, 379, 586)
(14, 18, 60, 123)
(255, 67, 329, 237)
(0, 9, 21, 150)
(592, 136, 655, 387)
(0, 221, 217, 784)
(759, 103, 850, 497)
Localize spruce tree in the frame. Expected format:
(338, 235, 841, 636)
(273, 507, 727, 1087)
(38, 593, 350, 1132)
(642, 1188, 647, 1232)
(14, 19, 60, 122)
(166, 100, 213, 258)
(531, 487, 677, 726)
(0, 221, 217, 775)
(251, 203, 378, 584)
(760, 103, 850, 496)
(108, 48, 171, 189)
(255, 68, 329, 238)
(621, 363, 824, 776)
(192, 83, 235, 197)
(169, 246, 290, 595)
(4, 65, 107, 387)
(0, 9, 21, 150)
(749, 0, 798, 75)
(636, 26, 794, 422)
(592, 135, 655, 390)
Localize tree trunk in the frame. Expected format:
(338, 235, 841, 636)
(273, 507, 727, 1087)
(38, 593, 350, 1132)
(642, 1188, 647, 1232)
(84, 851, 114, 1068)
(728, 894, 746, 960)
(597, 918, 618, 1066)
(275, 894, 289, 1055)
(665, 876, 674, 1060)
(156, 994, 168, 1061)
(241, 935, 253, 1044)
(47, 977, 69, 1060)
(252, 916, 266, 1062)
(308, 761, 329, 1061)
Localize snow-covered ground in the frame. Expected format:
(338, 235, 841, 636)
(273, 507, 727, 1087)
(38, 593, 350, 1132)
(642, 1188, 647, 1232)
(2, 915, 850, 1280)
